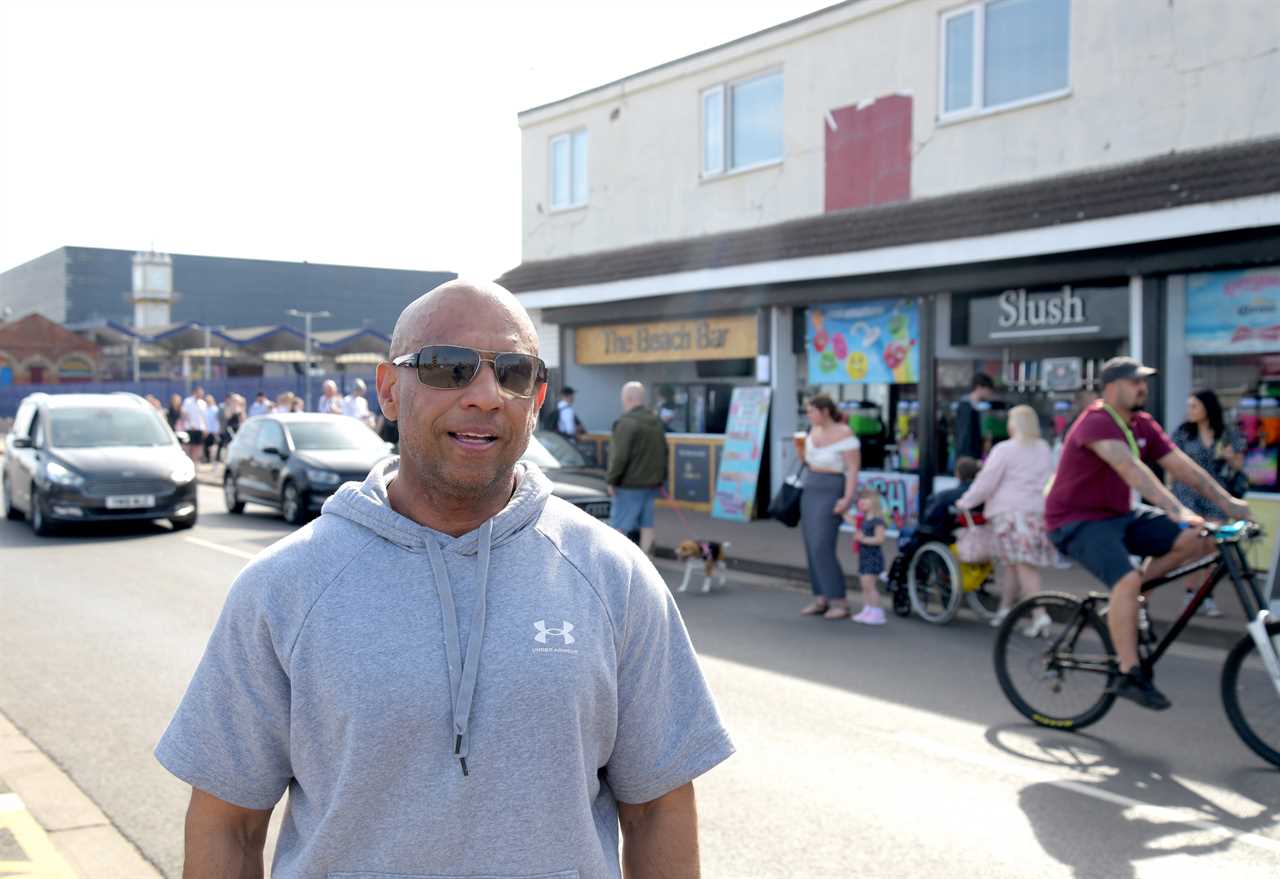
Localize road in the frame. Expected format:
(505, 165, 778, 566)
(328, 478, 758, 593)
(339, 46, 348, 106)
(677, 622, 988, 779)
(1, 483, 1277, 878)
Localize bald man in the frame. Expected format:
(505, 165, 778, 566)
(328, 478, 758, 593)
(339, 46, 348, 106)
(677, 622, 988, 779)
(607, 381, 669, 554)
(156, 280, 732, 879)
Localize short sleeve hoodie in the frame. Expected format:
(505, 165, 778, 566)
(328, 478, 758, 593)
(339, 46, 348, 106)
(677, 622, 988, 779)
(155, 460, 733, 879)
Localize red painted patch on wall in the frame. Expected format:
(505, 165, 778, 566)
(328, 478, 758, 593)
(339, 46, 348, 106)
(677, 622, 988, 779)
(824, 94, 912, 213)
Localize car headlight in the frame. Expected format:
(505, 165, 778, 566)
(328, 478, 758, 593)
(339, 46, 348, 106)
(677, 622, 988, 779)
(45, 460, 85, 488)
(170, 460, 196, 483)
(305, 468, 341, 486)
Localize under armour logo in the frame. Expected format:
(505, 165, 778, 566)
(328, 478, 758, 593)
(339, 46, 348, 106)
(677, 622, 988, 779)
(533, 620, 575, 645)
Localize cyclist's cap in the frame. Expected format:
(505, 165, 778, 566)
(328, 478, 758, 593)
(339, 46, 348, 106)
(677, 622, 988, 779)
(1100, 356, 1157, 385)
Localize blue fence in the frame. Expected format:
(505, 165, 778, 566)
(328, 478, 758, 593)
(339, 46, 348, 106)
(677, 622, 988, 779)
(0, 375, 383, 419)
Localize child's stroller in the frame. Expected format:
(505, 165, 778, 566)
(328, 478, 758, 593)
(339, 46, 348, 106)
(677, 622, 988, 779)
(887, 510, 1001, 624)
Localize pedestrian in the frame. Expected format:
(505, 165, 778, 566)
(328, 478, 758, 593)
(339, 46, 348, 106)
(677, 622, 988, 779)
(845, 487, 888, 625)
(156, 279, 732, 877)
(798, 395, 860, 619)
(180, 386, 207, 463)
(552, 386, 586, 438)
(276, 391, 295, 413)
(165, 393, 183, 431)
(606, 381, 668, 555)
(341, 378, 375, 427)
(201, 392, 221, 464)
(145, 393, 163, 411)
(956, 404, 1058, 630)
(316, 379, 342, 414)
(248, 390, 272, 417)
(954, 372, 996, 462)
(1172, 389, 1246, 616)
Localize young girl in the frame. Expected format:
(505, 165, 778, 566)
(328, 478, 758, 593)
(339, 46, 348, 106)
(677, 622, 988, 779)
(845, 488, 888, 625)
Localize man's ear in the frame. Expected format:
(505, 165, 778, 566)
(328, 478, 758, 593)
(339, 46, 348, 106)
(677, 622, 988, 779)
(534, 382, 549, 411)
(375, 361, 400, 421)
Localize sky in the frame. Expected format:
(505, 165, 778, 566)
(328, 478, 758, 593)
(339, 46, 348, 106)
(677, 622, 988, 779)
(0, 0, 837, 280)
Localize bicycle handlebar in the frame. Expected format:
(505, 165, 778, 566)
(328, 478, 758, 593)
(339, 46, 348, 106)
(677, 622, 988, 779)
(1203, 519, 1262, 543)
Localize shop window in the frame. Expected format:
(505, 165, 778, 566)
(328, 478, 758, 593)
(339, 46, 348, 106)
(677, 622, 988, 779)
(549, 129, 588, 210)
(940, 0, 1071, 119)
(701, 70, 783, 177)
(58, 354, 94, 383)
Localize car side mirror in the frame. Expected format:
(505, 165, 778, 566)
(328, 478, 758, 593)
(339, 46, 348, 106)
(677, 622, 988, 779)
(263, 446, 288, 459)
(11, 436, 33, 449)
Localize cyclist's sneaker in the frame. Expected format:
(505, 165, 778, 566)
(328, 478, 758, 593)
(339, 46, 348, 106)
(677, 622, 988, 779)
(1113, 668, 1171, 711)
(1200, 596, 1224, 618)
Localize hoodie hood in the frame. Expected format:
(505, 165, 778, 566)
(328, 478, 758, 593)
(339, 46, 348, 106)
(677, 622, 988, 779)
(321, 456, 553, 554)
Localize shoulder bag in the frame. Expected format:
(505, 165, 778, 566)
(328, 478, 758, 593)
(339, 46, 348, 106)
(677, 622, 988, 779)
(768, 459, 806, 528)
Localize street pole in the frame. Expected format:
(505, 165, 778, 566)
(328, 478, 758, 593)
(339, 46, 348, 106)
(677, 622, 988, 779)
(286, 308, 331, 411)
(204, 325, 212, 383)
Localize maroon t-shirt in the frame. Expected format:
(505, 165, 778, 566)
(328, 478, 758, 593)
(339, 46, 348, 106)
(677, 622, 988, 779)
(1044, 402, 1176, 532)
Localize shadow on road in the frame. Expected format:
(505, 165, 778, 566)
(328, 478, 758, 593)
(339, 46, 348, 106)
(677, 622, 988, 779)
(0, 517, 176, 547)
(984, 723, 1280, 878)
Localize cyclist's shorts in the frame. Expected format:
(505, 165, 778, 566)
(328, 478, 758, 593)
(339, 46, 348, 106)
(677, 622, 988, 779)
(1049, 509, 1182, 588)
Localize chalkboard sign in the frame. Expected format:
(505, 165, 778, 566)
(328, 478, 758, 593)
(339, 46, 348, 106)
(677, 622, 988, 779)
(673, 443, 713, 504)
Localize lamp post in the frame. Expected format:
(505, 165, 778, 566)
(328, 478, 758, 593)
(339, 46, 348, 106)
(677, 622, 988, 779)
(286, 308, 331, 411)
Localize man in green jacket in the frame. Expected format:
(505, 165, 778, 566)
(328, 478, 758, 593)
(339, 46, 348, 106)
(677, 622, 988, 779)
(608, 381, 668, 554)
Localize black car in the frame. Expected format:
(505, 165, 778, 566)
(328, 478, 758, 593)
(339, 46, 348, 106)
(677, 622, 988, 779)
(2, 392, 198, 535)
(521, 435, 612, 522)
(222, 413, 395, 524)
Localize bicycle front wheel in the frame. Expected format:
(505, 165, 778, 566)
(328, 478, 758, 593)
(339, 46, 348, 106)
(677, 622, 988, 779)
(1221, 620, 1280, 769)
(994, 592, 1117, 730)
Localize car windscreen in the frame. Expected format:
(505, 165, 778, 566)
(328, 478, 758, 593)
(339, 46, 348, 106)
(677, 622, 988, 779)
(533, 431, 587, 468)
(520, 435, 562, 469)
(287, 420, 387, 452)
(49, 407, 173, 448)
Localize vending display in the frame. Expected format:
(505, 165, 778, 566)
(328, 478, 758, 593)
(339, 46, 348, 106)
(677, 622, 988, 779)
(1192, 357, 1280, 492)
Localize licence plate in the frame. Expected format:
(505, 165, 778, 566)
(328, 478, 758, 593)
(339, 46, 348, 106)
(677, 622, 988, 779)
(106, 494, 155, 509)
(581, 501, 611, 519)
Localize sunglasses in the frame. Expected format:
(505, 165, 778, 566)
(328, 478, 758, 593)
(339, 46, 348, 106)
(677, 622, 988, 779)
(391, 345, 547, 398)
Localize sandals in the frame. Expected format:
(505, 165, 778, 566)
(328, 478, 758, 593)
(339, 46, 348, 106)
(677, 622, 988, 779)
(800, 600, 829, 616)
(822, 604, 851, 620)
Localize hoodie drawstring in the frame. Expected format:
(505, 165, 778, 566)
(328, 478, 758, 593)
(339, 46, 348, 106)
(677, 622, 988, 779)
(424, 519, 493, 777)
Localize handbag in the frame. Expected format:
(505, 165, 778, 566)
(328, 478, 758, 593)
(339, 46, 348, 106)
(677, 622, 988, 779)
(954, 510, 997, 563)
(767, 461, 806, 528)
(1214, 439, 1249, 499)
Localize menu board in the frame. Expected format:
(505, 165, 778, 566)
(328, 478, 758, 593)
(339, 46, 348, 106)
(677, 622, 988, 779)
(712, 386, 772, 522)
(673, 443, 713, 504)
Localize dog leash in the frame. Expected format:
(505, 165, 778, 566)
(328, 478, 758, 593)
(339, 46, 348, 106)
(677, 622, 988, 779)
(661, 486, 706, 551)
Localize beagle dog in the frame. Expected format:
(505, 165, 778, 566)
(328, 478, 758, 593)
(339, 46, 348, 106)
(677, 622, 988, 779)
(674, 539, 731, 593)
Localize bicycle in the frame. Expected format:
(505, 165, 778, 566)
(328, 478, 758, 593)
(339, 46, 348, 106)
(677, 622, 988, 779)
(993, 520, 1280, 768)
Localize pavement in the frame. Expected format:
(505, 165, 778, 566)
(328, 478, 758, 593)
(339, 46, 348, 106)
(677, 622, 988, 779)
(192, 461, 1255, 649)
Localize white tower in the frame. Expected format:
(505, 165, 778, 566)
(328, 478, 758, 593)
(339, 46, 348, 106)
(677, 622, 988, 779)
(129, 251, 177, 328)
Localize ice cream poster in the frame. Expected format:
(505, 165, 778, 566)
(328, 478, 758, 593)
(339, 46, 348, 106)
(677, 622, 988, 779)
(807, 299, 919, 385)
(1186, 267, 1280, 354)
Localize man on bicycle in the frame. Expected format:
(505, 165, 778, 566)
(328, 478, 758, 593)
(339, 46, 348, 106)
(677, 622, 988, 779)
(1045, 357, 1250, 710)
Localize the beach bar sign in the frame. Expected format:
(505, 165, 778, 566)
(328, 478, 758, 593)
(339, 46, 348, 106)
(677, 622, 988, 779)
(576, 314, 758, 364)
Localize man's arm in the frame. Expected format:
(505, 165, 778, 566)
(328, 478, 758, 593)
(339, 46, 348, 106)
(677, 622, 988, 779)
(618, 782, 699, 879)
(606, 420, 634, 486)
(1088, 439, 1196, 522)
(1159, 447, 1250, 521)
(183, 788, 273, 879)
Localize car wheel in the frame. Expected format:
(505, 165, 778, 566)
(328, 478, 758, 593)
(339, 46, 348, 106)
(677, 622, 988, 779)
(2, 476, 22, 521)
(223, 472, 245, 514)
(30, 491, 55, 537)
(281, 482, 307, 525)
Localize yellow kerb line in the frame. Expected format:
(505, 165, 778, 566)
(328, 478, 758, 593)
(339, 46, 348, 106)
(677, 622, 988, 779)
(0, 791, 78, 878)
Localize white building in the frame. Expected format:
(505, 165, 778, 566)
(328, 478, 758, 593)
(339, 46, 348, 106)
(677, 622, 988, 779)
(501, 0, 1280, 530)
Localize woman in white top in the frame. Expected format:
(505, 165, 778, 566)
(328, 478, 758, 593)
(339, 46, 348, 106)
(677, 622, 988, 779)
(957, 404, 1058, 631)
(799, 395, 861, 619)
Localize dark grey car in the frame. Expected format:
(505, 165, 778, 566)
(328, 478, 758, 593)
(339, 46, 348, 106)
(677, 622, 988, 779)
(2, 392, 198, 536)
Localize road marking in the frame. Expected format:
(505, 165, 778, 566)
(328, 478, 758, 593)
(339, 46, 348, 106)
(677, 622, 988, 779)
(0, 791, 78, 877)
(183, 536, 257, 561)
(900, 732, 1280, 854)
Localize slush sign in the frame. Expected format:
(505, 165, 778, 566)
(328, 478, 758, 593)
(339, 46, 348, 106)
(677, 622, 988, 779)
(965, 284, 1129, 345)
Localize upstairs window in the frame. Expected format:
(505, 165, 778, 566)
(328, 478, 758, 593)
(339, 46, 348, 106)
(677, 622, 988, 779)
(702, 70, 783, 177)
(549, 129, 589, 210)
(941, 0, 1070, 118)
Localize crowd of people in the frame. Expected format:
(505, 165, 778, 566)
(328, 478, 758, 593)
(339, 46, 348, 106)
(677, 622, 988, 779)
(793, 361, 1252, 687)
(143, 378, 383, 465)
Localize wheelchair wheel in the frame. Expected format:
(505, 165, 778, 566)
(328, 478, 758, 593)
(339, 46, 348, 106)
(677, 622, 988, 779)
(965, 570, 1003, 622)
(907, 542, 963, 624)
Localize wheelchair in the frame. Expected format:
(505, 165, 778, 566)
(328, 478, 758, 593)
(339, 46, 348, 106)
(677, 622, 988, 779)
(887, 513, 1002, 625)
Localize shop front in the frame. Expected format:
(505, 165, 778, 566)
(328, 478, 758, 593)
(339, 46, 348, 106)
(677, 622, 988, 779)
(798, 296, 926, 531)
(938, 281, 1134, 468)
(557, 311, 766, 512)
(1175, 265, 1280, 566)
